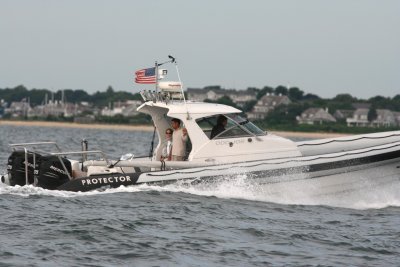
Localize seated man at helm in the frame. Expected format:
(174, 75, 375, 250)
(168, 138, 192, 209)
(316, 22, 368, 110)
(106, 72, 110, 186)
(210, 115, 228, 139)
(170, 118, 188, 161)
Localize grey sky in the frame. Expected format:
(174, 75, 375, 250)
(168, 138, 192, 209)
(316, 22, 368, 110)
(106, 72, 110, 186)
(0, 0, 399, 98)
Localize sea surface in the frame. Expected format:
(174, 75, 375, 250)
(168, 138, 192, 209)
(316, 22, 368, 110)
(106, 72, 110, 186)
(0, 125, 399, 267)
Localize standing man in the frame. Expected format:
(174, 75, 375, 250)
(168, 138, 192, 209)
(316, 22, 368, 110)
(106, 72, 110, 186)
(171, 118, 188, 161)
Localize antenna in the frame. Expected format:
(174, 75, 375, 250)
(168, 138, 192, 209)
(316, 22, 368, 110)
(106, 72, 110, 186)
(155, 61, 159, 96)
(171, 56, 191, 120)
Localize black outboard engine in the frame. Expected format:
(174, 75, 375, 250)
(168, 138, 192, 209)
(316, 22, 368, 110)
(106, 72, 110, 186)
(7, 151, 41, 186)
(35, 155, 72, 190)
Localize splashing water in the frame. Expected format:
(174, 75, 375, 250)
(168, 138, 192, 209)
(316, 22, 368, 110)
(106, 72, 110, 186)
(1, 126, 400, 266)
(1, 124, 399, 210)
(2, 171, 399, 210)
(146, 173, 400, 210)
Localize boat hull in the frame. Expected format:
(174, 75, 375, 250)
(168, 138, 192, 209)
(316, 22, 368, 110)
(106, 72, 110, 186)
(55, 142, 400, 193)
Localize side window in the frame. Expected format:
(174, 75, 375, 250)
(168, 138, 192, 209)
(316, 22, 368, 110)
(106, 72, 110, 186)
(217, 126, 249, 138)
(196, 114, 254, 140)
(196, 116, 217, 138)
(213, 118, 249, 139)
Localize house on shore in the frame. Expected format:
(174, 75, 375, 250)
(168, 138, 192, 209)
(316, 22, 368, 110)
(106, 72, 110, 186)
(187, 87, 256, 107)
(394, 112, 400, 127)
(29, 101, 91, 118)
(347, 108, 400, 128)
(346, 108, 370, 127)
(5, 101, 31, 118)
(334, 109, 354, 121)
(371, 109, 397, 127)
(101, 100, 142, 117)
(296, 108, 336, 125)
(247, 94, 291, 120)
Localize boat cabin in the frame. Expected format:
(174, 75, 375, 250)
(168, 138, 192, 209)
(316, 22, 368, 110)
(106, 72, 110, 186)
(137, 90, 301, 163)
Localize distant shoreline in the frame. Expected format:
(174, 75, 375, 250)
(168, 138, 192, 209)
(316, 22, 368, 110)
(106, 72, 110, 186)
(0, 120, 351, 139)
(0, 120, 154, 132)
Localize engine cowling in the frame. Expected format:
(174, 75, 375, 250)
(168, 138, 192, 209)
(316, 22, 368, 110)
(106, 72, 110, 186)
(7, 151, 40, 186)
(35, 155, 72, 190)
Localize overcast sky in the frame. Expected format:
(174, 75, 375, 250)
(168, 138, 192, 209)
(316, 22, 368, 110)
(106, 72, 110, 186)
(0, 0, 399, 98)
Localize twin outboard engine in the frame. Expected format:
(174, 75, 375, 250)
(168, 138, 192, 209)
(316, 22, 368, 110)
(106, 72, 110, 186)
(7, 151, 40, 186)
(6, 151, 72, 190)
(35, 155, 72, 190)
(3, 140, 91, 189)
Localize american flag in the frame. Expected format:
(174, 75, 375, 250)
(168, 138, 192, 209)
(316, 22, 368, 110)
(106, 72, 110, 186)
(135, 67, 156, 84)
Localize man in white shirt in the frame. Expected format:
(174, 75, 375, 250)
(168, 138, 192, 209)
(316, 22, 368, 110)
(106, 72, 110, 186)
(171, 118, 188, 161)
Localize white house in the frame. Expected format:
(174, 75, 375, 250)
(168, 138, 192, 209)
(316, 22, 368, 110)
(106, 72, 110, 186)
(247, 94, 291, 120)
(346, 108, 370, 127)
(371, 109, 397, 127)
(101, 100, 142, 117)
(187, 88, 256, 107)
(296, 108, 336, 125)
(6, 101, 31, 117)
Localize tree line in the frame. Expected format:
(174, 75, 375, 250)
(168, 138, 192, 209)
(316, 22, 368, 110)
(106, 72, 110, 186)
(2, 84, 400, 132)
(204, 85, 400, 133)
(0, 85, 142, 107)
(203, 85, 400, 113)
(2, 84, 398, 111)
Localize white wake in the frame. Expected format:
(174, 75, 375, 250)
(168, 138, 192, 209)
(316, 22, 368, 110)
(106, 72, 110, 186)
(1, 173, 399, 210)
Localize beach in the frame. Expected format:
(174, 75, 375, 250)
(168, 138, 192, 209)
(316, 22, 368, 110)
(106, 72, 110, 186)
(0, 119, 351, 139)
(0, 120, 154, 132)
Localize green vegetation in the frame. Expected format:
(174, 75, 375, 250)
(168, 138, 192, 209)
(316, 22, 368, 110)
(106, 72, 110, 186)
(203, 85, 400, 133)
(0, 85, 148, 125)
(0, 85, 142, 107)
(95, 113, 151, 125)
(1, 84, 399, 133)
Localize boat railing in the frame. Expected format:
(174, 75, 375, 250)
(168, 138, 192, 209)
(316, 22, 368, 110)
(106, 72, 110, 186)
(8, 142, 109, 185)
(140, 89, 184, 103)
(9, 142, 63, 185)
(49, 151, 110, 181)
(9, 141, 62, 152)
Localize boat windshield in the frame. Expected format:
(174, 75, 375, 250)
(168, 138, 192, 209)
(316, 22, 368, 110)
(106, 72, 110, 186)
(196, 114, 266, 139)
(225, 114, 265, 135)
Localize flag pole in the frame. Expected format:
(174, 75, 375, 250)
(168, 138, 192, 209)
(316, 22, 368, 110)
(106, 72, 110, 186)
(155, 61, 159, 96)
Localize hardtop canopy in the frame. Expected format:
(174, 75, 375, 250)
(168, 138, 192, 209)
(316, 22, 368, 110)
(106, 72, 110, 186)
(137, 101, 241, 120)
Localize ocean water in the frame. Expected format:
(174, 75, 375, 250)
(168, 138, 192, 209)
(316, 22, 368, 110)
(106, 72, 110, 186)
(0, 125, 399, 267)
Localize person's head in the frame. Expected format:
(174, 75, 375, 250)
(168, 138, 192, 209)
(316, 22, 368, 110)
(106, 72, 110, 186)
(171, 118, 181, 130)
(165, 128, 173, 139)
(217, 115, 228, 127)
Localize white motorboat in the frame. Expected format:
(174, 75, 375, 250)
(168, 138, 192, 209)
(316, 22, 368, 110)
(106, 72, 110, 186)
(1, 58, 400, 193)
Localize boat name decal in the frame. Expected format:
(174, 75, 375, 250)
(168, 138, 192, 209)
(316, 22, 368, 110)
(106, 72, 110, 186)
(81, 175, 132, 186)
(215, 139, 245, 146)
